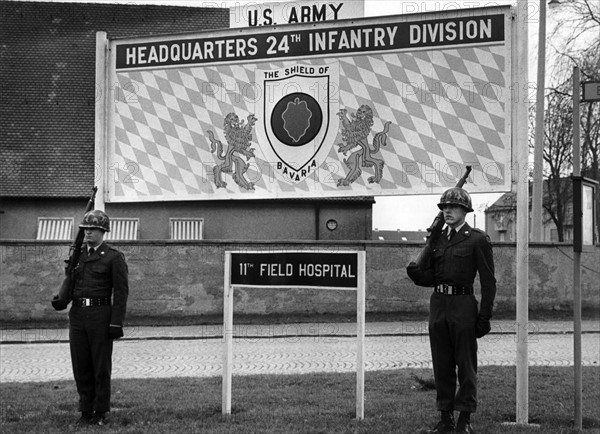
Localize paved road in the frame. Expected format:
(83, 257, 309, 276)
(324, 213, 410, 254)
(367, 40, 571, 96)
(1, 322, 598, 383)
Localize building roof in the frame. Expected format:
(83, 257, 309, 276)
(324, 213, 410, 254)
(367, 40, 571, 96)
(484, 179, 574, 214)
(484, 192, 517, 213)
(1, 1, 228, 198)
(484, 179, 577, 227)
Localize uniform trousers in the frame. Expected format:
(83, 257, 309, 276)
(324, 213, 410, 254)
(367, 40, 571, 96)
(69, 305, 113, 413)
(428, 292, 478, 413)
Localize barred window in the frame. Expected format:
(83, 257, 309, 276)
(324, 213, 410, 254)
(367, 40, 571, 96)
(36, 217, 74, 240)
(170, 218, 203, 240)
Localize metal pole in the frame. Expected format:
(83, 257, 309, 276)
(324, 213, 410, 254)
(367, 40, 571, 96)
(572, 66, 582, 432)
(531, 0, 547, 241)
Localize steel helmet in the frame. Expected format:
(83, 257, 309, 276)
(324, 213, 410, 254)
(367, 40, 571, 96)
(79, 210, 110, 232)
(437, 187, 473, 212)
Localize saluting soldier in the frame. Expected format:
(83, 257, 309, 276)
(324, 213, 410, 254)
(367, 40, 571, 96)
(52, 210, 128, 426)
(407, 188, 496, 434)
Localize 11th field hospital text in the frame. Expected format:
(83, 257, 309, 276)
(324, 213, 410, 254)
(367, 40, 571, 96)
(259, 263, 356, 278)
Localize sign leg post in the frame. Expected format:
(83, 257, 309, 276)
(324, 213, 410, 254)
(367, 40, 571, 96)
(356, 251, 366, 421)
(572, 66, 583, 433)
(222, 253, 233, 415)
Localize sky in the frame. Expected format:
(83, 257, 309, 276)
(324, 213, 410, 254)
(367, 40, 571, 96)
(19, 0, 568, 231)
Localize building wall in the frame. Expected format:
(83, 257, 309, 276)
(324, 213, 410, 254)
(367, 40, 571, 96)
(485, 211, 574, 243)
(1, 240, 598, 322)
(0, 198, 372, 241)
(0, 198, 85, 240)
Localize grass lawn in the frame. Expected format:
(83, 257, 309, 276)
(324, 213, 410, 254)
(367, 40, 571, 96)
(1, 367, 599, 433)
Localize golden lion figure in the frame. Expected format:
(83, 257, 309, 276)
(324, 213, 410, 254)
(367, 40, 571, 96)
(208, 113, 257, 191)
(336, 105, 391, 187)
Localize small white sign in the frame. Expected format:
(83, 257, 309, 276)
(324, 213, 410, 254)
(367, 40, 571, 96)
(230, 0, 364, 28)
(583, 82, 600, 102)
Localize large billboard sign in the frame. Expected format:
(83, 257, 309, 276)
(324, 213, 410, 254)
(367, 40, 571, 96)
(103, 6, 513, 202)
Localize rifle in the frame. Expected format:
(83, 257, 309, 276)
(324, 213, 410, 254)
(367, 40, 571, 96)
(51, 186, 97, 310)
(412, 166, 472, 270)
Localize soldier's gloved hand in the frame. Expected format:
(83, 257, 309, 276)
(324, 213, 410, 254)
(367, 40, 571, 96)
(109, 325, 124, 340)
(475, 316, 491, 338)
(51, 295, 66, 311)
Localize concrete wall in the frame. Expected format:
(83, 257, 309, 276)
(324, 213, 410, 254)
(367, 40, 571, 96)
(1, 241, 598, 323)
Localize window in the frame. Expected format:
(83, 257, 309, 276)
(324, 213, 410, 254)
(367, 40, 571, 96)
(170, 218, 203, 240)
(105, 218, 139, 241)
(36, 217, 73, 240)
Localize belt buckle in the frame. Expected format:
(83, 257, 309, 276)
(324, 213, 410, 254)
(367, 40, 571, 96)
(84, 298, 91, 307)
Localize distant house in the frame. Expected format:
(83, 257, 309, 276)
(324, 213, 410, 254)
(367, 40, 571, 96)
(484, 179, 580, 242)
(0, 1, 374, 241)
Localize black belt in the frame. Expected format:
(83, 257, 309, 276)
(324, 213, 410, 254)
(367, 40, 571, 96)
(74, 297, 111, 307)
(434, 284, 473, 295)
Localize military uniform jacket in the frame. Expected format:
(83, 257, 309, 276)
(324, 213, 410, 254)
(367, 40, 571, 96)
(408, 224, 496, 318)
(72, 242, 129, 326)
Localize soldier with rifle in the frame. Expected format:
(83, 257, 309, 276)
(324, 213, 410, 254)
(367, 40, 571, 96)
(407, 169, 496, 434)
(52, 192, 129, 427)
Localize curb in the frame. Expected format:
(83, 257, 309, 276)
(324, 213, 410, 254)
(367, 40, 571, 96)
(2, 329, 599, 345)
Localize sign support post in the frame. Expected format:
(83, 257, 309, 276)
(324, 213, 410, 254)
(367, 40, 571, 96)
(356, 251, 366, 421)
(222, 250, 365, 420)
(572, 66, 582, 432)
(501, 2, 537, 429)
(574, 72, 599, 432)
(515, 2, 530, 425)
(222, 252, 233, 415)
(94, 31, 108, 211)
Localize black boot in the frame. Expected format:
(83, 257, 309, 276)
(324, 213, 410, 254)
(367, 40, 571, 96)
(425, 411, 455, 433)
(456, 411, 475, 433)
(75, 411, 92, 426)
(92, 411, 110, 426)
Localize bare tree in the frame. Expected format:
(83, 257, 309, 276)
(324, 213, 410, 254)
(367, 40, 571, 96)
(533, 0, 600, 241)
(529, 83, 574, 241)
(549, 0, 599, 181)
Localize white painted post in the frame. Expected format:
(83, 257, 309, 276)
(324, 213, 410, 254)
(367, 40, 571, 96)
(531, 0, 547, 241)
(515, 2, 530, 425)
(94, 31, 108, 211)
(502, 8, 536, 427)
(356, 251, 366, 420)
(222, 252, 233, 415)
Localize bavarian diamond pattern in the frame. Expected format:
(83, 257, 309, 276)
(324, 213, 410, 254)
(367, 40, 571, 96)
(110, 46, 509, 202)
